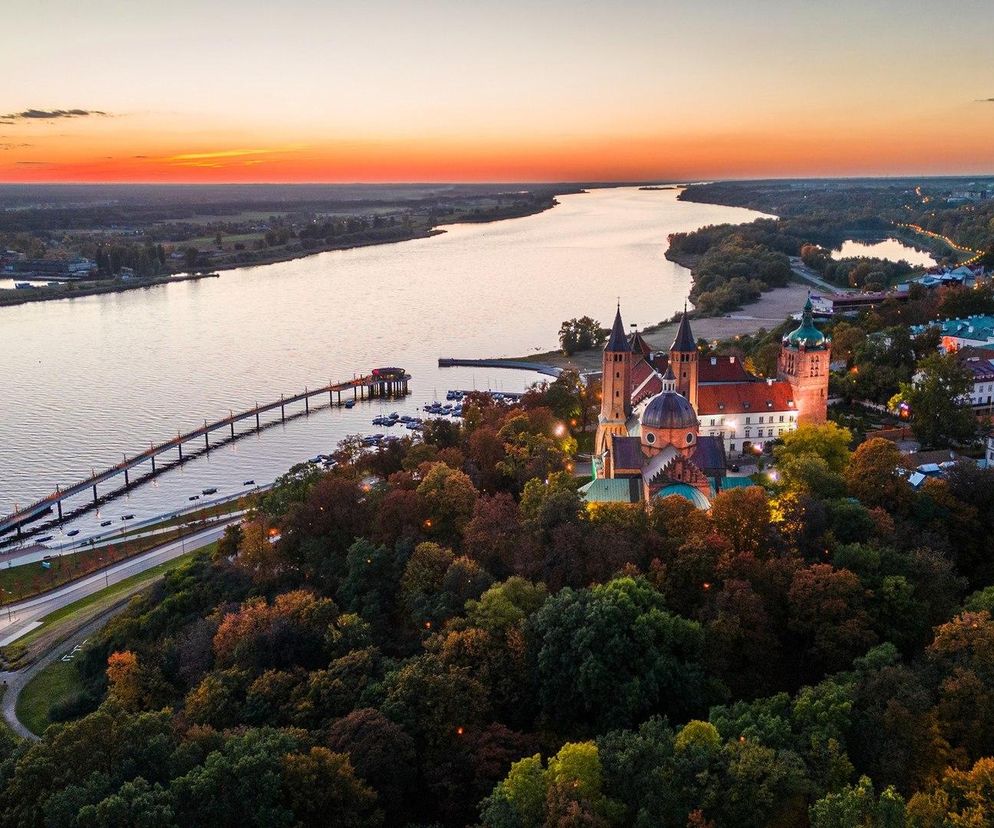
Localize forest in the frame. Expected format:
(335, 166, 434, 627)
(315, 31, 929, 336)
(3, 371, 994, 827)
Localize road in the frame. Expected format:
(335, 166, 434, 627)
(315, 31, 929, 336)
(0, 522, 232, 643)
(788, 257, 854, 294)
(0, 522, 234, 740)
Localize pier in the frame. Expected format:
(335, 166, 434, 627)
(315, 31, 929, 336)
(0, 367, 410, 539)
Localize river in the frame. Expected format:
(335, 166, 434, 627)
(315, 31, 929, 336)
(0, 186, 766, 542)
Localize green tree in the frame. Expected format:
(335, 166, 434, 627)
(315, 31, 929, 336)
(892, 352, 976, 448)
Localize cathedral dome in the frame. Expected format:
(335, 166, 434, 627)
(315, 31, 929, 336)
(641, 390, 698, 431)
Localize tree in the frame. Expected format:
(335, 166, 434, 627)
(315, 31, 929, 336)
(788, 564, 876, 679)
(526, 576, 717, 729)
(326, 708, 417, 821)
(558, 317, 606, 355)
(773, 422, 853, 479)
(280, 747, 381, 828)
(844, 439, 912, 511)
(709, 487, 772, 556)
(809, 775, 905, 828)
(416, 463, 478, 544)
(893, 352, 977, 448)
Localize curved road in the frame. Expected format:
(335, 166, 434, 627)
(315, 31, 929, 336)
(0, 522, 234, 740)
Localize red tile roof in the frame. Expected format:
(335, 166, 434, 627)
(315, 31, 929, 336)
(697, 381, 795, 416)
(699, 356, 752, 384)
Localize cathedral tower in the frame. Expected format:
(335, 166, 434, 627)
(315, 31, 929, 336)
(669, 306, 699, 410)
(595, 305, 633, 463)
(778, 296, 831, 424)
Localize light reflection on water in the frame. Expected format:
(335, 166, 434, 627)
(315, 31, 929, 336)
(0, 186, 766, 540)
(832, 238, 936, 267)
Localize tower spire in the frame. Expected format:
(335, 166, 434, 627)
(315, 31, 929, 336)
(605, 304, 631, 352)
(671, 305, 695, 352)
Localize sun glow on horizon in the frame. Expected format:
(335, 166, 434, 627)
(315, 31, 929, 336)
(3, 0, 994, 183)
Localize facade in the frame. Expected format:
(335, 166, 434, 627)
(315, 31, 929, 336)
(586, 300, 830, 508)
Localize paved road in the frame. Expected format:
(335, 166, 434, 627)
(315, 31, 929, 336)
(0, 607, 125, 740)
(0, 522, 235, 740)
(0, 522, 232, 644)
(788, 257, 854, 294)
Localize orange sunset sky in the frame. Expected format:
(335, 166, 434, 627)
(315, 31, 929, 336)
(3, 0, 994, 183)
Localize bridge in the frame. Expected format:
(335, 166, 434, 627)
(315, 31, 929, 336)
(0, 367, 410, 539)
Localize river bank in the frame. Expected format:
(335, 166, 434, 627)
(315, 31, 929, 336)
(508, 282, 810, 374)
(0, 272, 220, 308)
(0, 191, 573, 308)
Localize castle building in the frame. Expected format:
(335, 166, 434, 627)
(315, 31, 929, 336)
(582, 299, 830, 508)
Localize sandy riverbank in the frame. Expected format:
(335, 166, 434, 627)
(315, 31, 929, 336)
(514, 282, 811, 373)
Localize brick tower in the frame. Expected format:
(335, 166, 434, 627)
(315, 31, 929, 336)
(777, 296, 831, 424)
(595, 305, 633, 466)
(669, 306, 699, 410)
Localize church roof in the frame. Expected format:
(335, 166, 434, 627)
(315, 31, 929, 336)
(699, 355, 752, 384)
(629, 330, 654, 357)
(690, 436, 727, 476)
(671, 310, 696, 352)
(579, 478, 640, 503)
(642, 390, 698, 430)
(696, 381, 795, 416)
(611, 435, 644, 470)
(783, 296, 828, 350)
(606, 305, 631, 352)
(642, 446, 679, 486)
(655, 483, 711, 510)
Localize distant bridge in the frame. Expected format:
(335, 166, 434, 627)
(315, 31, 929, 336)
(0, 368, 410, 539)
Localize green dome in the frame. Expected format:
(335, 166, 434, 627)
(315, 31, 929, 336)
(784, 296, 827, 349)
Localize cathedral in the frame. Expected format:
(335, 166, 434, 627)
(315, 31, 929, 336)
(581, 298, 830, 508)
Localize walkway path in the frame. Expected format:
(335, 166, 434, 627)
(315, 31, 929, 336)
(0, 522, 233, 740)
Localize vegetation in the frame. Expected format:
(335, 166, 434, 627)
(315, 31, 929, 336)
(1, 354, 994, 824)
(668, 179, 994, 315)
(16, 659, 85, 736)
(557, 316, 606, 355)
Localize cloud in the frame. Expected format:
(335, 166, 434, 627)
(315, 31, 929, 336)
(15, 160, 49, 165)
(0, 108, 109, 121)
(977, 98, 994, 103)
(0, 143, 32, 150)
(169, 148, 276, 162)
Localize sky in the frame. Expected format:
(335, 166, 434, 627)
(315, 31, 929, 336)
(2, 0, 994, 183)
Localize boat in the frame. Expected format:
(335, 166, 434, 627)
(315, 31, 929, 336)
(189, 495, 200, 501)
(36, 535, 52, 543)
(344, 399, 355, 409)
(100, 520, 112, 527)
(202, 487, 217, 495)
(121, 514, 135, 520)
(14, 282, 34, 290)
(243, 480, 255, 485)
(66, 529, 80, 537)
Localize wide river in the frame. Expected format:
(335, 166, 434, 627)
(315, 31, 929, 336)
(0, 186, 765, 543)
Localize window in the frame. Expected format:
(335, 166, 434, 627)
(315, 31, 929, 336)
(686, 432, 694, 444)
(745, 417, 751, 424)
(646, 432, 656, 445)
(779, 415, 784, 422)
(730, 443, 736, 451)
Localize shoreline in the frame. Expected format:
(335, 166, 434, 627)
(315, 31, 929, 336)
(0, 192, 572, 308)
(499, 281, 811, 375)
(0, 272, 219, 308)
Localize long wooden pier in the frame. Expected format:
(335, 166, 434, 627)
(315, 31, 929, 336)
(0, 367, 410, 539)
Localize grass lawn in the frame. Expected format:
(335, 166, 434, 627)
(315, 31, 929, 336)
(16, 659, 83, 736)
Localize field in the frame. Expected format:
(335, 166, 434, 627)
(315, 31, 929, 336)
(15, 659, 83, 736)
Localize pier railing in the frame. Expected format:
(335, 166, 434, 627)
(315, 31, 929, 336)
(0, 368, 410, 538)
